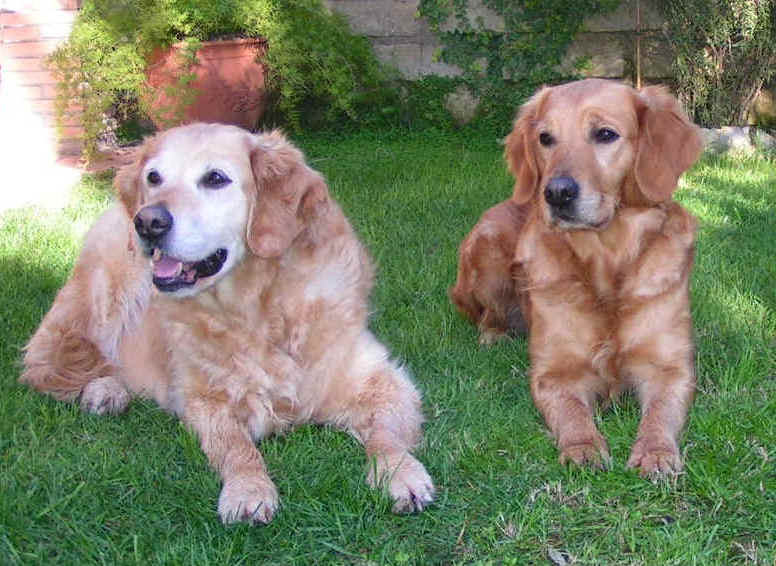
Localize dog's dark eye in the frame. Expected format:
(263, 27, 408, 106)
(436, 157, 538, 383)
(147, 170, 162, 186)
(594, 128, 619, 144)
(201, 169, 231, 189)
(539, 132, 555, 147)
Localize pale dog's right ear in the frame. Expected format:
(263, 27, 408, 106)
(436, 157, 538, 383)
(114, 136, 156, 216)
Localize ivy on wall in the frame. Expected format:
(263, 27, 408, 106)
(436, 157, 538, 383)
(418, 0, 621, 127)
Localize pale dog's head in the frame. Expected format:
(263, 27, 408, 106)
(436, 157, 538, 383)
(116, 123, 328, 297)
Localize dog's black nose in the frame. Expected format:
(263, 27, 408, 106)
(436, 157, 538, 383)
(134, 204, 173, 242)
(544, 176, 579, 208)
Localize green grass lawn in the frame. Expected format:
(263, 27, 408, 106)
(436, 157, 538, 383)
(1, 129, 774, 565)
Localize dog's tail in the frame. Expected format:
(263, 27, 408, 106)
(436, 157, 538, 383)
(449, 281, 483, 326)
(21, 325, 117, 401)
(449, 226, 487, 325)
(449, 248, 486, 326)
(20, 205, 151, 403)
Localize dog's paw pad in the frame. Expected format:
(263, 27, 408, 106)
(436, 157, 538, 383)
(559, 436, 610, 470)
(368, 454, 435, 514)
(218, 476, 279, 525)
(80, 377, 131, 415)
(627, 440, 682, 476)
(478, 329, 508, 346)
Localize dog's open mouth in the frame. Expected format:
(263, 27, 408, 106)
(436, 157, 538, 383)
(151, 248, 228, 292)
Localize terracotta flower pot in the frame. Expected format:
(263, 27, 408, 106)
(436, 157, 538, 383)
(145, 38, 267, 130)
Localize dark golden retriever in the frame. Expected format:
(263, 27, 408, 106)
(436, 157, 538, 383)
(451, 79, 703, 475)
(22, 123, 434, 523)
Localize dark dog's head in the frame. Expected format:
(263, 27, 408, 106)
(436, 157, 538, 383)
(504, 79, 703, 230)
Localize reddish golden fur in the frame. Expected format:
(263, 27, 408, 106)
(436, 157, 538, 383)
(22, 123, 434, 523)
(451, 79, 703, 474)
(449, 200, 528, 345)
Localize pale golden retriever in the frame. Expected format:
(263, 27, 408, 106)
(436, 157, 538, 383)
(22, 123, 434, 523)
(451, 79, 703, 475)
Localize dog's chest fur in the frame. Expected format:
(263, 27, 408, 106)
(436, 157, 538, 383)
(517, 203, 695, 305)
(153, 235, 375, 439)
(516, 202, 696, 391)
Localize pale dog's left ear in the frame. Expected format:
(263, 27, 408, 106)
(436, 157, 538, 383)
(633, 86, 703, 203)
(246, 131, 329, 258)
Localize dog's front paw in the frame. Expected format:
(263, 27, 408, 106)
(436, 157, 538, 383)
(80, 377, 131, 415)
(218, 475, 279, 525)
(478, 328, 508, 346)
(627, 436, 682, 476)
(368, 453, 435, 514)
(558, 433, 610, 469)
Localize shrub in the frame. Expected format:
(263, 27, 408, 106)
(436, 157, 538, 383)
(47, 0, 389, 158)
(46, 3, 147, 160)
(656, 0, 776, 127)
(253, 0, 390, 131)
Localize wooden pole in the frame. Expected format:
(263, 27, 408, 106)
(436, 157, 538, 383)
(636, 0, 642, 89)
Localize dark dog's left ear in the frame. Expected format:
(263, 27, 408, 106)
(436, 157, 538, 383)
(247, 132, 329, 258)
(634, 86, 703, 203)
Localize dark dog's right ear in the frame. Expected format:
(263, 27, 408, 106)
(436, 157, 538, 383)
(504, 87, 549, 205)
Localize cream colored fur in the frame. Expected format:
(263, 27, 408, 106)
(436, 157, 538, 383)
(22, 123, 434, 524)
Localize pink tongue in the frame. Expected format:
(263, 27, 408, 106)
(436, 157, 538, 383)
(153, 256, 183, 278)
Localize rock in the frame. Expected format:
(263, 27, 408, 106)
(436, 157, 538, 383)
(700, 126, 776, 155)
(751, 86, 776, 128)
(701, 127, 752, 154)
(444, 84, 480, 125)
(751, 128, 776, 153)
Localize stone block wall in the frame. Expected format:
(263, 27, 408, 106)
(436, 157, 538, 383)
(325, 0, 460, 78)
(324, 1, 775, 127)
(325, 0, 672, 83)
(567, 0, 671, 81)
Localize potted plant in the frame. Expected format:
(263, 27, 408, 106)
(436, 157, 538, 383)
(48, 0, 390, 160)
(143, 37, 267, 130)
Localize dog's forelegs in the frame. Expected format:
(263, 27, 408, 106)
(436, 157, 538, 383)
(337, 334, 435, 513)
(528, 296, 614, 469)
(625, 363, 694, 476)
(184, 397, 279, 525)
(531, 364, 612, 469)
(357, 365, 435, 513)
(620, 316, 695, 476)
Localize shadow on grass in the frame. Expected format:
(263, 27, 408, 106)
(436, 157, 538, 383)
(0, 253, 66, 381)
